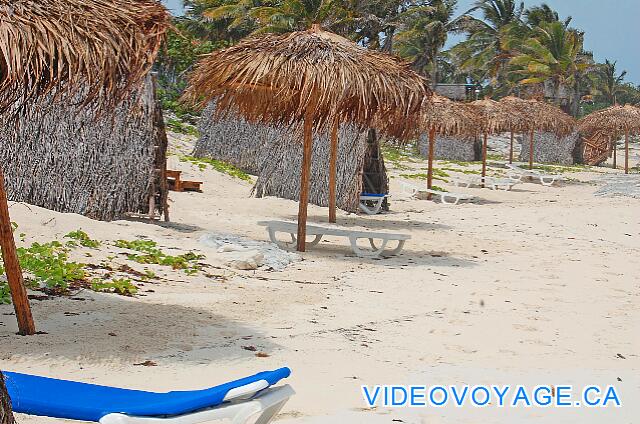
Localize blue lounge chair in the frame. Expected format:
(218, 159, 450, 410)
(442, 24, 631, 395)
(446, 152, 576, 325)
(3, 367, 293, 424)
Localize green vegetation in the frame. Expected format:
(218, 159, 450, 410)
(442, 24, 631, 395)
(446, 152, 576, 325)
(166, 118, 199, 137)
(400, 168, 449, 183)
(114, 239, 204, 275)
(91, 278, 138, 296)
(0, 230, 207, 304)
(531, 164, 591, 173)
(180, 155, 252, 181)
(431, 185, 446, 192)
(0, 282, 10, 305)
(14, 241, 86, 291)
(440, 166, 481, 175)
(65, 230, 101, 248)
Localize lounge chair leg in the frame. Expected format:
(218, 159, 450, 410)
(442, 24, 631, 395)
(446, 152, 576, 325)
(307, 234, 323, 247)
(383, 240, 406, 257)
(350, 237, 388, 258)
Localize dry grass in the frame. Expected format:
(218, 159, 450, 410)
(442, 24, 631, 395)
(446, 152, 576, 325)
(0, 0, 170, 116)
(183, 25, 430, 140)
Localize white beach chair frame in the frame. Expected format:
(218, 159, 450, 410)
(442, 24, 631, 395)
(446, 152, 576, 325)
(259, 221, 410, 258)
(506, 163, 562, 186)
(452, 176, 517, 191)
(358, 194, 390, 215)
(399, 181, 475, 205)
(99, 384, 294, 424)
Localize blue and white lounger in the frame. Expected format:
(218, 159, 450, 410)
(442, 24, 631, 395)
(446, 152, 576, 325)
(3, 367, 293, 424)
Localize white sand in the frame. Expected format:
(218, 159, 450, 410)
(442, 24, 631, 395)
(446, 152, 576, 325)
(1, 135, 638, 424)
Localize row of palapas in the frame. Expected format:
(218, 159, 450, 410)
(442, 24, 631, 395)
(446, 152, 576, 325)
(1, 1, 639, 335)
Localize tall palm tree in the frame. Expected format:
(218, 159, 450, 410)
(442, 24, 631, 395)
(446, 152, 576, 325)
(597, 59, 627, 106)
(450, 0, 526, 92)
(524, 3, 571, 27)
(394, 0, 461, 83)
(509, 21, 593, 115)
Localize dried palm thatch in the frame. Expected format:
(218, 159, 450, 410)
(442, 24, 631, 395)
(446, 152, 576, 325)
(195, 103, 368, 212)
(422, 95, 479, 136)
(0, 0, 171, 116)
(0, 0, 170, 337)
(420, 95, 479, 195)
(183, 25, 430, 139)
(578, 105, 640, 173)
(0, 76, 167, 221)
(500, 96, 575, 136)
(184, 24, 430, 251)
(500, 96, 575, 167)
(470, 99, 527, 134)
(578, 105, 640, 135)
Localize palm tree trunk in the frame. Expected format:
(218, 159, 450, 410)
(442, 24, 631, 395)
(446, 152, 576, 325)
(0, 374, 15, 424)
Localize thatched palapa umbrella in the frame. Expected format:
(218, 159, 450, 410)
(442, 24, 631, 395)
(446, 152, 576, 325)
(470, 99, 526, 184)
(500, 97, 575, 169)
(0, 0, 170, 335)
(579, 105, 640, 174)
(184, 24, 430, 251)
(421, 95, 478, 198)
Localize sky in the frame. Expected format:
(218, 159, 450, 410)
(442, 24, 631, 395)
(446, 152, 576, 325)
(161, 0, 640, 84)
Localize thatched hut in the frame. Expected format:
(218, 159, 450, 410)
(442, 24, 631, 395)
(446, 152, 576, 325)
(578, 105, 640, 173)
(194, 102, 373, 212)
(0, 0, 170, 337)
(0, 76, 168, 221)
(184, 24, 430, 251)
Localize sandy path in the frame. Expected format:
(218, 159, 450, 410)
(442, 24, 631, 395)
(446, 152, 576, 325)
(1, 141, 638, 424)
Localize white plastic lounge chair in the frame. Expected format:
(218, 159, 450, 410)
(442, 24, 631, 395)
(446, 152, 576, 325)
(399, 181, 475, 205)
(258, 220, 410, 258)
(506, 163, 562, 186)
(358, 193, 390, 215)
(3, 368, 293, 424)
(452, 176, 517, 191)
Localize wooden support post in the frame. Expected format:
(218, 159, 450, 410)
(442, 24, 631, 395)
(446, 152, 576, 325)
(612, 135, 617, 169)
(328, 118, 339, 223)
(297, 100, 315, 252)
(509, 131, 514, 164)
(625, 129, 629, 174)
(481, 132, 488, 188)
(426, 127, 436, 200)
(529, 129, 534, 170)
(0, 168, 35, 335)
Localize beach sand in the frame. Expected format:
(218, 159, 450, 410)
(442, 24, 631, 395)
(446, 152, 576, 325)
(1, 134, 638, 423)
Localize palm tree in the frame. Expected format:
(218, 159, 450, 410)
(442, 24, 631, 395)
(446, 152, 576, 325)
(450, 0, 526, 92)
(201, 0, 356, 37)
(524, 3, 571, 27)
(394, 0, 461, 82)
(510, 21, 593, 115)
(597, 59, 627, 106)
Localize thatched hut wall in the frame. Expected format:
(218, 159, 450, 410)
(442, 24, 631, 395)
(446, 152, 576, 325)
(519, 131, 581, 165)
(418, 134, 480, 161)
(195, 105, 369, 212)
(0, 76, 167, 221)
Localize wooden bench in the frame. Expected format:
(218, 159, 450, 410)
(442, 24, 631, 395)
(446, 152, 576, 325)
(359, 194, 390, 215)
(258, 221, 410, 258)
(167, 170, 203, 192)
(400, 181, 475, 205)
